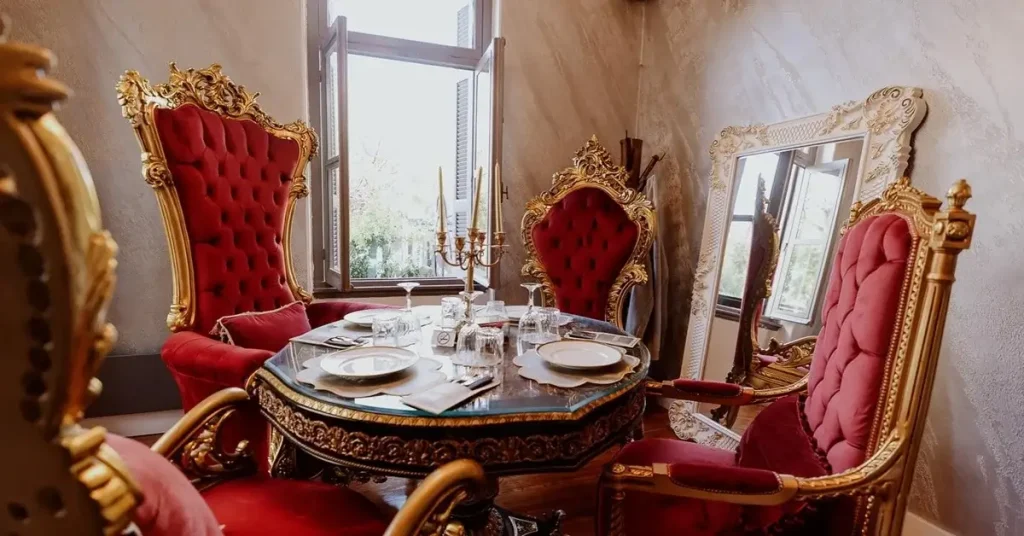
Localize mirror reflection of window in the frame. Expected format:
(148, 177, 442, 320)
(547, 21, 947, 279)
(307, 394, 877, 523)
(718, 153, 780, 303)
(766, 160, 848, 323)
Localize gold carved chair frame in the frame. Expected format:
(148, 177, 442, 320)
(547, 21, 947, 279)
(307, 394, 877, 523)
(116, 64, 317, 332)
(629, 177, 976, 535)
(521, 136, 656, 328)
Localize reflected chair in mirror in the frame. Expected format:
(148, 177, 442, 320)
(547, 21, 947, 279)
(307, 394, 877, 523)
(709, 176, 781, 427)
(606, 177, 976, 535)
(116, 65, 382, 463)
(522, 136, 656, 328)
(0, 29, 486, 535)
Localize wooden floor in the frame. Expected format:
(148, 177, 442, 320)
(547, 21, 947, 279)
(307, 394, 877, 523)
(137, 405, 761, 536)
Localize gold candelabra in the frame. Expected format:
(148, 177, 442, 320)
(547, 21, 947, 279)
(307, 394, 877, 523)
(435, 164, 507, 308)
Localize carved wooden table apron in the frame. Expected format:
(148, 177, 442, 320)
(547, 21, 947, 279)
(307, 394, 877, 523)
(247, 313, 650, 533)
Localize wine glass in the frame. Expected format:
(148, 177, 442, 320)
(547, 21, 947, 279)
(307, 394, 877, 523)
(452, 290, 484, 366)
(521, 282, 542, 312)
(517, 306, 561, 355)
(395, 282, 421, 347)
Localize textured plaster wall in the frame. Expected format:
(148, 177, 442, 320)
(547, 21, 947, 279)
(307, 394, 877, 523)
(496, 0, 643, 302)
(638, 0, 1024, 533)
(4, 0, 310, 355)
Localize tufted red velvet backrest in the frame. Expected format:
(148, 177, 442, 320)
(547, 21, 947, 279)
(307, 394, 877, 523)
(802, 213, 915, 472)
(531, 187, 639, 320)
(155, 104, 299, 334)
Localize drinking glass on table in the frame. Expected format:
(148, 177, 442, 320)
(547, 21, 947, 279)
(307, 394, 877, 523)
(478, 299, 509, 336)
(473, 327, 505, 367)
(395, 281, 421, 347)
(439, 296, 466, 329)
(521, 282, 542, 313)
(371, 313, 402, 347)
(517, 306, 561, 355)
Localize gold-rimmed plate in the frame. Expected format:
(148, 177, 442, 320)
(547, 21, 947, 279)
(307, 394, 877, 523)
(537, 340, 622, 370)
(319, 347, 419, 380)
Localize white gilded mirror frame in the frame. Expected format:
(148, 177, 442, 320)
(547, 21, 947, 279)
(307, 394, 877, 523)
(669, 86, 927, 448)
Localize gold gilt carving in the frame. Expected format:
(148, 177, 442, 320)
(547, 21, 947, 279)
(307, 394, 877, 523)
(521, 135, 656, 328)
(177, 407, 254, 489)
(254, 382, 644, 471)
(1, 22, 139, 534)
(116, 64, 317, 331)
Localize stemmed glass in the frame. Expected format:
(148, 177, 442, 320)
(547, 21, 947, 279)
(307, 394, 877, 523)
(518, 306, 561, 355)
(395, 282, 421, 347)
(452, 290, 484, 366)
(521, 282, 542, 313)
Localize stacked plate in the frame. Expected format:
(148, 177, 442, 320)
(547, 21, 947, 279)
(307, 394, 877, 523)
(318, 347, 419, 380)
(536, 340, 622, 371)
(342, 308, 431, 328)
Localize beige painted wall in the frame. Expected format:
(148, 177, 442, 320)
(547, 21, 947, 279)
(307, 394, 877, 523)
(4, 0, 311, 355)
(638, 0, 1024, 533)
(495, 0, 643, 304)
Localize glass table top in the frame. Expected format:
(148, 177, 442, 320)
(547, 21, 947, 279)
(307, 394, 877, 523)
(262, 307, 650, 419)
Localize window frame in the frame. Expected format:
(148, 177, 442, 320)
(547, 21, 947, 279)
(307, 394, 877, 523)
(306, 0, 497, 297)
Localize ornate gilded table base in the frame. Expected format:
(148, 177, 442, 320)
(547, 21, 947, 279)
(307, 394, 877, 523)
(251, 377, 645, 535)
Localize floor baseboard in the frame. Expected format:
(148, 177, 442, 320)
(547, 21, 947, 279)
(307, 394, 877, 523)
(82, 409, 184, 438)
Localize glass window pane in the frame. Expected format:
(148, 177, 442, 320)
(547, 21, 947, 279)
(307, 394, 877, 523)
(327, 164, 341, 272)
(794, 169, 842, 241)
(347, 55, 471, 280)
(775, 244, 827, 318)
(733, 153, 780, 216)
(329, 0, 474, 48)
(718, 221, 753, 299)
(324, 48, 340, 160)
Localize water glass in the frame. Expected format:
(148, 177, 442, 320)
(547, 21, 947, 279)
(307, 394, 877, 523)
(371, 313, 401, 347)
(440, 296, 466, 329)
(473, 327, 505, 367)
(517, 306, 561, 355)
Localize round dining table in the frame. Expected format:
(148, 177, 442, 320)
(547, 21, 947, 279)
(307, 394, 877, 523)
(246, 307, 650, 533)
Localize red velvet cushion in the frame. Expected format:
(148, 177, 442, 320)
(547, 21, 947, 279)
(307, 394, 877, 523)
(106, 434, 222, 536)
(202, 477, 389, 536)
(736, 395, 830, 477)
(804, 214, 914, 472)
(212, 301, 310, 352)
(531, 187, 638, 320)
(155, 104, 299, 334)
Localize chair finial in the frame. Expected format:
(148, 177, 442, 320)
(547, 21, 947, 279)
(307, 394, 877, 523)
(947, 179, 972, 210)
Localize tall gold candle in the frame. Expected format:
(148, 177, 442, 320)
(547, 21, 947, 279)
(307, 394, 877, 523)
(437, 166, 447, 234)
(493, 161, 503, 233)
(470, 166, 483, 231)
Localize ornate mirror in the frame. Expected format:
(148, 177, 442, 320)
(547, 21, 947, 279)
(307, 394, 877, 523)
(671, 87, 927, 446)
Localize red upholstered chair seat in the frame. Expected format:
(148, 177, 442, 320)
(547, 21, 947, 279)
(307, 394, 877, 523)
(108, 434, 389, 536)
(605, 213, 916, 535)
(531, 187, 639, 320)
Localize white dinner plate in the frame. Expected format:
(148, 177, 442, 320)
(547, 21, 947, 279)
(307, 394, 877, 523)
(319, 347, 419, 379)
(537, 340, 622, 370)
(343, 308, 430, 328)
(505, 305, 573, 326)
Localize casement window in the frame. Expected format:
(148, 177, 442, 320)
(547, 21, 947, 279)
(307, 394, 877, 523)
(308, 0, 503, 296)
(717, 145, 847, 325)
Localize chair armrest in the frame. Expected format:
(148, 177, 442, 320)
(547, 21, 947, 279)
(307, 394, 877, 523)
(384, 459, 488, 536)
(646, 375, 808, 406)
(306, 300, 395, 328)
(151, 387, 256, 487)
(162, 331, 273, 389)
(646, 378, 755, 405)
(602, 428, 909, 505)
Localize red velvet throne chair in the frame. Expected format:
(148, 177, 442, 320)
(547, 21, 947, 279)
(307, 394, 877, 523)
(116, 65, 381, 449)
(603, 178, 976, 535)
(0, 35, 486, 536)
(522, 136, 656, 328)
